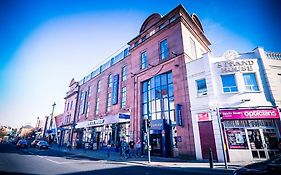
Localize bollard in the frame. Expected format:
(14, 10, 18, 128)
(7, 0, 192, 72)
(209, 148, 214, 169)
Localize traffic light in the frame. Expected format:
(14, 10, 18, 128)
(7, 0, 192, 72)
(147, 119, 151, 128)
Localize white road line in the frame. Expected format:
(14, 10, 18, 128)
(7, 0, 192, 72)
(45, 158, 62, 164)
(36, 155, 95, 164)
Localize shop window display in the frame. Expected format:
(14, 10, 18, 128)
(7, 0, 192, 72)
(226, 128, 248, 149)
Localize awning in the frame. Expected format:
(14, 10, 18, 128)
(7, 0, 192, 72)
(75, 113, 130, 129)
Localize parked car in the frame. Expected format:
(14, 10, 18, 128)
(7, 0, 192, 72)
(233, 154, 281, 175)
(16, 139, 28, 148)
(36, 141, 49, 149)
(31, 140, 40, 147)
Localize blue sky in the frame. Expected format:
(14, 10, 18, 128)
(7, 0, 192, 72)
(0, 0, 280, 128)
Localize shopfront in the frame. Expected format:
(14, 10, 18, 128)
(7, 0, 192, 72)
(220, 108, 281, 161)
(75, 113, 130, 150)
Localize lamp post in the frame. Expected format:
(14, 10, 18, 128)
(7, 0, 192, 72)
(49, 102, 56, 130)
(43, 116, 49, 140)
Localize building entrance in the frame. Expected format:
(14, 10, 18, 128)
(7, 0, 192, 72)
(151, 134, 162, 156)
(247, 128, 279, 159)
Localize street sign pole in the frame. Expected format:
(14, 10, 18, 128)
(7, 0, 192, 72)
(144, 117, 151, 163)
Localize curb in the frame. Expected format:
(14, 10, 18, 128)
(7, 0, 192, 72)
(50, 146, 233, 174)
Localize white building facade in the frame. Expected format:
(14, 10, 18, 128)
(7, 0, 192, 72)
(187, 47, 281, 162)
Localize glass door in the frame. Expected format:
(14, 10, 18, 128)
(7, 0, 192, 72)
(247, 129, 267, 159)
(262, 129, 279, 158)
(151, 134, 162, 156)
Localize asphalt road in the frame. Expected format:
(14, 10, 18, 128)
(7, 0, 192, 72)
(0, 143, 232, 175)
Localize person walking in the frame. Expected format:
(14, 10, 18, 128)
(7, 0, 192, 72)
(121, 137, 127, 159)
(136, 138, 142, 157)
(129, 139, 135, 158)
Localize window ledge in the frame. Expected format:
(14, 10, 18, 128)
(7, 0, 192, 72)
(242, 90, 262, 93)
(222, 91, 239, 94)
(196, 94, 208, 98)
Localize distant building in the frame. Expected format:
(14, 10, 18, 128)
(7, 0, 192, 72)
(60, 78, 79, 146)
(187, 48, 281, 162)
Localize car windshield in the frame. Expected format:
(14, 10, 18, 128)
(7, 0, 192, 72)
(19, 140, 27, 143)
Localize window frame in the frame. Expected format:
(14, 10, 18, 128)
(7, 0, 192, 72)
(196, 78, 208, 96)
(242, 73, 259, 92)
(97, 80, 101, 93)
(122, 65, 127, 81)
(108, 74, 112, 88)
(159, 39, 169, 60)
(140, 51, 148, 69)
(221, 74, 238, 93)
(121, 86, 127, 109)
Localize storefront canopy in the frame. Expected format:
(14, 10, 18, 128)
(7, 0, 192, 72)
(75, 113, 130, 129)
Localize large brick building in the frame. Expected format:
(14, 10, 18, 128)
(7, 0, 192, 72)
(61, 4, 211, 159)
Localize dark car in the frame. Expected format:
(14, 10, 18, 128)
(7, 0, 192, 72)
(16, 139, 28, 148)
(36, 141, 49, 149)
(233, 154, 281, 175)
(31, 140, 40, 147)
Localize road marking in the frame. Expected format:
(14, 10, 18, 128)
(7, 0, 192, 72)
(36, 155, 96, 164)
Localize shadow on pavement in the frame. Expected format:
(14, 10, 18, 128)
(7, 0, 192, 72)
(0, 143, 100, 162)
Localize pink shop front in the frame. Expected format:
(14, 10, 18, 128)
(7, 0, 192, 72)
(220, 107, 281, 162)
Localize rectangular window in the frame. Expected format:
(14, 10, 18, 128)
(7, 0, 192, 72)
(196, 79, 207, 96)
(67, 102, 69, 111)
(85, 102, 89, 118)
(95, 97, 99, 115)
(88, 86, 92, 96)
(141, 51, 148, 69)
(108, 74, 112, 87)
(221, 74, 238, 93)
(122, 66, 127, 81)
(141, 72, 174, 122)
(160, 39, 169, 60)
(97, 80, 101, 93)
(190, 37, 197, 59)
(106, 92, 111, 112)
(121, 87, 127, 108)
(243, 73, 259, 92)
(70, 101, 73, 109)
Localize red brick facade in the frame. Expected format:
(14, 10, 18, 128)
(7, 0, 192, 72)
(62, 4, 211, 159)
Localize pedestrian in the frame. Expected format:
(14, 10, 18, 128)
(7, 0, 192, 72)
(67, 141, 71, 150)
(129, 139, 135, 158)
(121, 137, 127, 158)
(136, 138, 142, 157)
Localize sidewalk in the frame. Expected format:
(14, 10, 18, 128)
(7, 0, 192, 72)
(49, 144, 245, 173)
